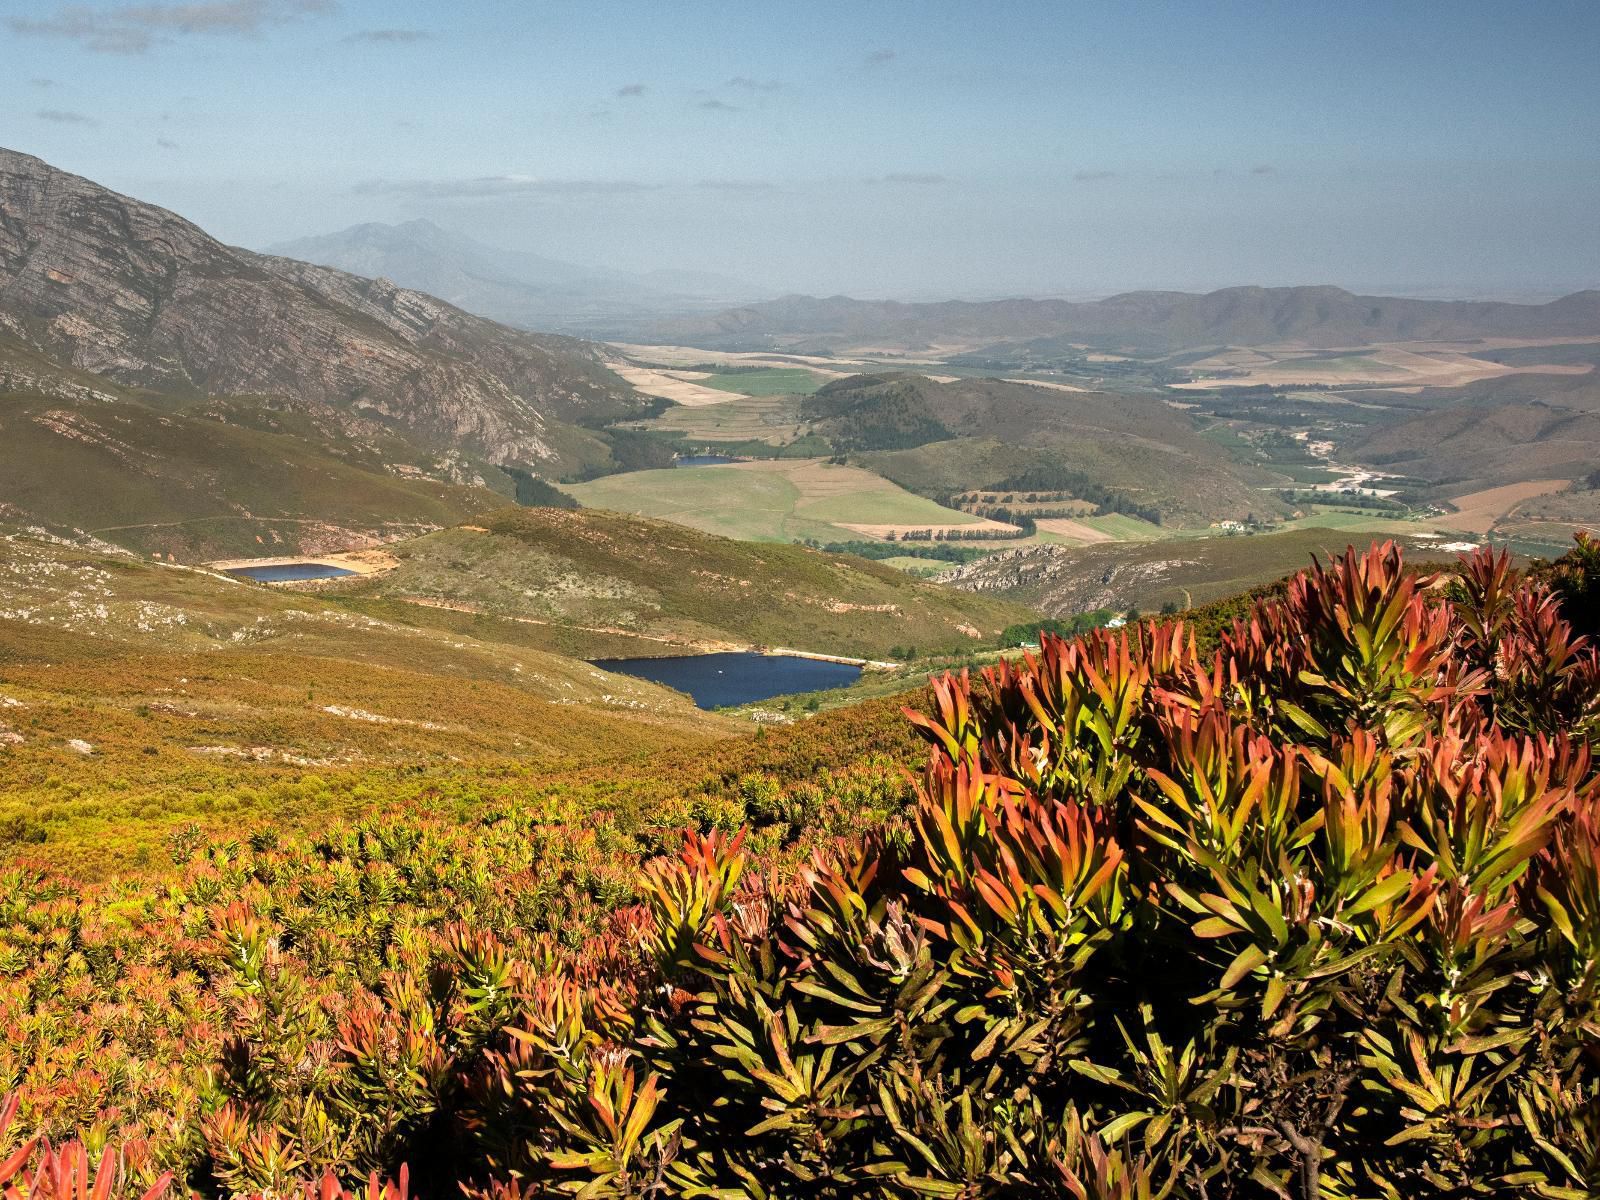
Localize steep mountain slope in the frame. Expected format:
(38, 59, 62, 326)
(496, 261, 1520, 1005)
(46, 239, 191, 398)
(268, 220, 762, 329)
(0, 148, 643, 472)
(344, 506, 1038, 660)
(644, 286, 1600, 353)
(0, 386, 499, 560)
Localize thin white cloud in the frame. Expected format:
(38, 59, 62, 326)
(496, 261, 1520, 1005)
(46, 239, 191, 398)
(727, 76, 781, 92)
(352, 175, 656, 199)
(9, 1, 336, 54)
(698, 98, 740, 112)
(343, 28, 432, 44)
(696, 178, 779, 191)
(36, 109, 97, 125)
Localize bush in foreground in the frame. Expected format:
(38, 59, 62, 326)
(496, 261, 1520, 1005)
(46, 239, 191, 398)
(2, 539, 1598, 1197)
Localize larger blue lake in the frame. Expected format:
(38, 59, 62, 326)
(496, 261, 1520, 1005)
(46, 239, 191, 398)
(592, 652, 862, 708)
(227, 563, 356, 582)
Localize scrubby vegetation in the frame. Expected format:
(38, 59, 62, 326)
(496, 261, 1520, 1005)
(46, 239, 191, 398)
(350, 507, 1033, 662)
(3, 538, 1598, 1197)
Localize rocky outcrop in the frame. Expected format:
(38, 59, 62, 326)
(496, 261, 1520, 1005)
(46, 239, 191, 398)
(0, 147, 641, 470)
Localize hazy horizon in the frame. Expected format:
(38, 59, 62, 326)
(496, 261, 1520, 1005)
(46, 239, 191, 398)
(6, 0, 1598, 301)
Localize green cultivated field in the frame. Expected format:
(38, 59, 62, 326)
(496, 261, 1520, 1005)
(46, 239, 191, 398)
(630, 393, 807, 445)
(1079, 513, 1166, 540)
(699, 367, 830, 396)
(1275, 505, 1433, 537)
(567, 459, 987, 543)
(1271, 354, 1390, 378)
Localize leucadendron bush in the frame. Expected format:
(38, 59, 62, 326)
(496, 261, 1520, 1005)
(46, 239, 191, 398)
(2, 537, 1598, 1199)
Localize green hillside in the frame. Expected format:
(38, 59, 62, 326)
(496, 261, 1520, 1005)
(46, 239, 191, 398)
(564, 458, 995, 543)
(0, 528, 732, 872)
(809, 374, 1286, 526)
(0, 390, 499, 560)
(344, 505, 1037, 660)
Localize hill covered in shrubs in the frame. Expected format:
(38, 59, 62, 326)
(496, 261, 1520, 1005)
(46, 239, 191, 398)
(2, 537, 1598, 1197)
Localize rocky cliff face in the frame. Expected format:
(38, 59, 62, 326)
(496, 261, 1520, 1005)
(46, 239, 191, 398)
(0, 147, 640, 470)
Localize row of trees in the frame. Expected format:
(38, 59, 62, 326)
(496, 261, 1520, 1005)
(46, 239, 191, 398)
(890, 523, 1032, 542)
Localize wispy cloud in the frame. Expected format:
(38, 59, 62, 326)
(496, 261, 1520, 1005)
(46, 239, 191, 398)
(9, 0, 335, 55)
(615, 83, 646, 97)
(880, 172, 947, 185)
(156, 137, 179, 149)
(31, 78, 57, 87)
(1073, 170, 1116, 182)
(697, 98, 740, 112)
(343, 28, 432, 44)
(1251, 163, 1275, 175)
(726, 76, 781, 92)
(36, 109, 97, 125)
(864, 48, 896, 67)
(696, 178, 778, 191)
(352, 175, 656, 200)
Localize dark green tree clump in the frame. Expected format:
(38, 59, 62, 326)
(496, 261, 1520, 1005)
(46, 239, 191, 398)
(503, 466, 578, 509)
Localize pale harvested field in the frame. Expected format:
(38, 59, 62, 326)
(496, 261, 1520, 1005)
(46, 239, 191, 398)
(1437, 479, 1572, 534)
(608, 343, 871, 373)
(1004, 378, 1089, 393)
(1033, 517, 1118, 543)
(604, 362, 740, 406)
(1395, 336, 1600, 354)
(1171, 342, 1595, 391)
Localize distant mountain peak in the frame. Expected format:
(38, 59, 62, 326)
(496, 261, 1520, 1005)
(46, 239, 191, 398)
(265, 222, 772, 330)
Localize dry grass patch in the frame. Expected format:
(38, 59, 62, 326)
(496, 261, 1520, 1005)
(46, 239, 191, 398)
(604, 362, 740, 406)
(1033, 517, 1118, 543)
(1440, 479, 1575, 534)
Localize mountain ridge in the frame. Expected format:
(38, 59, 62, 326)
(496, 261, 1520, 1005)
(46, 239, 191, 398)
(642, 284, 1600, 352)
(0, 147, 645, 473)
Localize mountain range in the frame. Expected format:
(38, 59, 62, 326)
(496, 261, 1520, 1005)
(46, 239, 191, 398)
(267, 219, 768, 332)
(641, 286, 1600, 353)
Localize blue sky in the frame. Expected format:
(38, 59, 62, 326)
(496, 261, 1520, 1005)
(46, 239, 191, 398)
(5, 0, 1598, 298)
